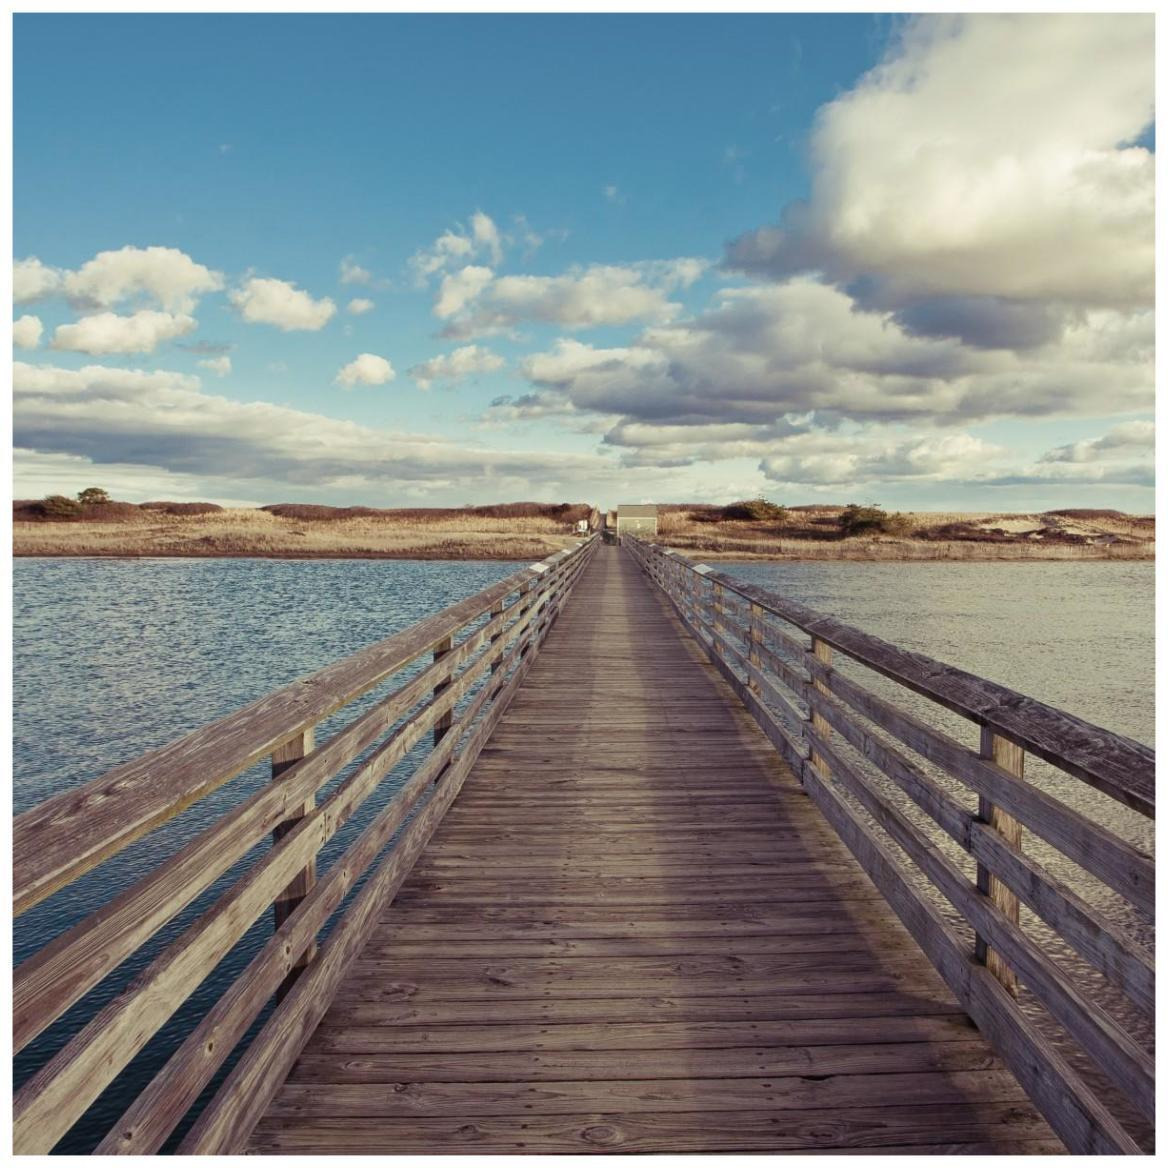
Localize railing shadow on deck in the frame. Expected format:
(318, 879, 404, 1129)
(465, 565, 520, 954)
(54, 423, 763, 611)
(11, 536, 597, 1154)
(625, 536, 1154, 1156)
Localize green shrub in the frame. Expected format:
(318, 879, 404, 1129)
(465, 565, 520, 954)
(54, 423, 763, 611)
(839, 503, 911, 537)
(139, 501, 225, 515)
(77, 486, 111, 505)
(721, 498, 788, 522)
(42, 494, 82, 520)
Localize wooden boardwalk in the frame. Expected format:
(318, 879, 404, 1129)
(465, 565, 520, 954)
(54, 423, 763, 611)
(248, 546, 1061, 1154)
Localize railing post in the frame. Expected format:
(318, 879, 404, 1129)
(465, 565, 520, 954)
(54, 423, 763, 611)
(975, 727, 1024, 995)
(748, 602, 763, 695)
(432, 634, 454, 750)
(711, 580, 725, 643)
(807, 637, 832, 785)
(488, 599, 505, 675)
(518, 577, 536, 658)
(271, 726, 316, 997)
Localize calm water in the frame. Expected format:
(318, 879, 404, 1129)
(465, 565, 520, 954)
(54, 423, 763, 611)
(12, 556, 1155, 1150)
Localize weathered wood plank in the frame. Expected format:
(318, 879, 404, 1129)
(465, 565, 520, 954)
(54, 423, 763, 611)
(258, 1068, 1031, 1117)
(975, 727, 1024, 992)
(285, 1038, 998, 1081)
(248, 1104, 1058, 1154)
(271, 726, 317, 995)
(303, 1014, 977, 1054)
(318, 990, 967, 1029)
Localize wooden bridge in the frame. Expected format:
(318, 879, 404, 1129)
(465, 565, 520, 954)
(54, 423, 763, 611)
(12, 537, 1155, 1154)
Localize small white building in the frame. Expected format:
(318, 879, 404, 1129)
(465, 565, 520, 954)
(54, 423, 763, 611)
(616, 504, 658, 540)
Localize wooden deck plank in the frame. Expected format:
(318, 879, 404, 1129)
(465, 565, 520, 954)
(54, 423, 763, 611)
(261, 1068, 1030, 1116)
(318, 991, 972, 1028)
(284, 1039, 1000, 1082)
(302, 1014, 978, 1052)
(249, 544, 1058, 1154)
(248, 1106, 1056, 1154)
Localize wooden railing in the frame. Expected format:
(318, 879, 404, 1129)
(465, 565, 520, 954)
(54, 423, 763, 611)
(626, 536, 1154, 1156)
(12, 536, 596, 1155)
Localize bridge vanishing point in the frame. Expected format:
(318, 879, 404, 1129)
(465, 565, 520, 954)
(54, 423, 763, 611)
(12, 536, 1155, 1154)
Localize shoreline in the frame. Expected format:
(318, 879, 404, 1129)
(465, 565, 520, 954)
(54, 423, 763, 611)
(13, 542, 1153, 563)
(12, 505, 1153, 563)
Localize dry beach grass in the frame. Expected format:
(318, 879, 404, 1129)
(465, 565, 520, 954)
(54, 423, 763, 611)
(12, 503, 593, 560)
(655, 504, 1153, 560)
(12, 499, 1152, 560)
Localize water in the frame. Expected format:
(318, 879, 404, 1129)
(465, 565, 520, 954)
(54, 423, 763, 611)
(13, 556, 1154, 1150)
(721, 560, 1153, 749)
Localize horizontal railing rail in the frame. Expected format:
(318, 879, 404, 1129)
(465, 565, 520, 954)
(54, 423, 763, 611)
(626, 536, 1153, 1156)
(12, 536, 596, 1154)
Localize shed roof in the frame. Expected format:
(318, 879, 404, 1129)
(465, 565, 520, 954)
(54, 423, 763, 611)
(618, 504, 658, 516)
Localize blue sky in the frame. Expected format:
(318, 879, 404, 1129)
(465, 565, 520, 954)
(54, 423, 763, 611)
(12, 13, 1155, 512)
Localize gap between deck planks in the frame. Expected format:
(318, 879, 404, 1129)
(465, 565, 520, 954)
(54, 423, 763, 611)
(248, 543, 1060, 1155)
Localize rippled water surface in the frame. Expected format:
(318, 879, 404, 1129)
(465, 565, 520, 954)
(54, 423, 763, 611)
(12, 555, 1155, 1150)
(722, 559, 1153, 747)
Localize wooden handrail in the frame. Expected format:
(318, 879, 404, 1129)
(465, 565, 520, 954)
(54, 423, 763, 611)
(626, 536, 1153, 1156)
(12, 537, 595, 1154)
(651, 545, 1153, 815)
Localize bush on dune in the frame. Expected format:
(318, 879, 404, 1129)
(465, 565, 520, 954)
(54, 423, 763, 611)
(140, 501, 225, 516)
(261, 501, 591, 526)
(838, 503, 911, 538)
(720, 498, 788, 522)
(1044, 509, 1128, 521)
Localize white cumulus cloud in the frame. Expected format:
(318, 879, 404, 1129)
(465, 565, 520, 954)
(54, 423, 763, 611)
(437, 259, 708, 339)
(14, 258, 63, 303)
(51, 310, 197, 355)
(471, 211, 503, 265)
(434, 266, 495, 321)
(409, 345, 505, 390)
(229, 277, 337, 331)
(197, 355, 232, 377)
(63, 245, 224, 314)
(727, 14, 1153, 333)
(13, 314, 44, 349)
(411, 211, 505, 282)
(336, 352, 395, 388)
(339, 256, 373, 285)
(347, 297, 375, 315)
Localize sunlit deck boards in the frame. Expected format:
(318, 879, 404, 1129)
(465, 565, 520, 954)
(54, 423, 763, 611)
(248, 546, 1060, 1154)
